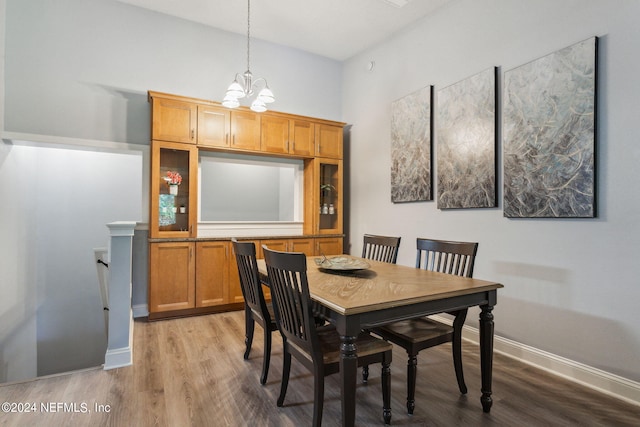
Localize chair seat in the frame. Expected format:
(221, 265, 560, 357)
(317, 325, 393, 364)
(250, 302, 278, 330)
(374, 317, 453, 345)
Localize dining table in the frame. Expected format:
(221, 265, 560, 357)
(257, 254, 503, 427)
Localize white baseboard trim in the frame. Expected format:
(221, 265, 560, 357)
(132, 304, 149, 319)
(104, 312, 134, 370)
(103, 346, 132, 370)
(429, 314, 640, 407)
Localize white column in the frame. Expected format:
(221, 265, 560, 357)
(104, 221, 137, 370)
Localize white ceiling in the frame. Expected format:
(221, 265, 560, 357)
(117, 0, 452, 61)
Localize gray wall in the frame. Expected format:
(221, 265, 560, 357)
(0, 0, 342, 382)
(343, 0, 640, 382)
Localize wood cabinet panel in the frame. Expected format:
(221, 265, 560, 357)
(290, 238, 315, 255)
(197, 106, 230, 148)
(316, 237, 344, 256)
(231, 110, 261, 151)
(152, 98, 197, 144)
(195, 241, 229, 307)
(315, 124, 343, 159)
(290, 119, 315, 156)
(261, 115, 290, 154)
(149, 242, 195, 313)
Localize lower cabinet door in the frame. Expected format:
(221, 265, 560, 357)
(195, 241, 229, 307)
(290, 238, 315, 255)
(149, 242, 195, 313)
(315, 237, 344, 256)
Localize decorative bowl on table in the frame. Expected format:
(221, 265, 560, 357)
(314, 256, 370, 271)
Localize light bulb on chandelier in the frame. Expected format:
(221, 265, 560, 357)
(222, 0, 275, 112)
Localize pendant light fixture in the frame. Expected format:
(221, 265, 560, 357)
(222, 0, 275, 112)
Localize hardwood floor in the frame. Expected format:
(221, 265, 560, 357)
(2, 310, 639, 426)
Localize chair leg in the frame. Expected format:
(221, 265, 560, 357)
(312, 364, 325, 427)
(452, 311, 468, 394)
(277, 351, 291, 407)
(382, 354, 392, 425)
(362, 365, 369, 383)
(260, 327, 271, 385)
(244, 309, 255, 360)
(407, 353, 417, 415)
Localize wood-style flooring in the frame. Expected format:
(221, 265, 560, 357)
(1, 310, 639, 426)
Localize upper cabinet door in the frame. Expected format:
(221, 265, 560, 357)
(231, 110, 261, 151)
(290, 119, 315, 157)
(261, 114, 290, 154)
(197, 106, 230, 148)
(315, 124, 343, 159)
(152, 97, 197, 144)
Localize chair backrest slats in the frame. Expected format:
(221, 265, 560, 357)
(232, 239, 270, 318)
(263, 246, 319, 357)
(416, 238, 478, 278)
(362, 234, 401, 264)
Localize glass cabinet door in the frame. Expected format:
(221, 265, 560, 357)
(150, 141, 197, 238)
(317, 158, 343, 234)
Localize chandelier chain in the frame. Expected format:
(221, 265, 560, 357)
(223, 0, 274, 112)
(246, 0, 251, 72)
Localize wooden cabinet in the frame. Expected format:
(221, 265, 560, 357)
(290, 119, 315, 156)
(150, 240, 233, 317)
(261, 115, 315, 156)
(315, 124, 343, 159)
(230, 110, 261, 151)
(316, 158, 343, 235)
(150, 141, 198, 238)
(195, 241, 229, 307)
(260, 114, 290, 154)
(148, 91, 346, 319)
(151, 97, 197, 144)
(316, 237, 344, 256)
(261, 238, 315, 255)
(197, 105, 230, 148)
(149, 241, 195, 314)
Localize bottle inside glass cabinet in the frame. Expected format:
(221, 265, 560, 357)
(157, 146, 191, 234)
(319, 161, 340, 233)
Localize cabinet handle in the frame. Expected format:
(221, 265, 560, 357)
(191, 129, 195, 139)
(232, 135, 235, 145)
(226, 133, 229, 145)
(286, 141, 289, 151)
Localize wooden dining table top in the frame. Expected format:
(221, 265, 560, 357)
(256, 255, 503, 316)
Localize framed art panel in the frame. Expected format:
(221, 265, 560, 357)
(391, 85, 433, 203)
(437, 67, 497, 209)
(503, 37, 597, 218)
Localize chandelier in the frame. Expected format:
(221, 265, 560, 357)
(222, 0, 275, 112)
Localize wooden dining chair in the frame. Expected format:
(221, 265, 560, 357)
(263, 246, 393, 426)
(231, 238, 278, 385)
(372, 238, 478, 415)
(362, 234, 401, 264)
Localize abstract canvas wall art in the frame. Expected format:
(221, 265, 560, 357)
(503, 37, 597, 218)
(437, 67, 497, 209)
(391, 86, 432, 203)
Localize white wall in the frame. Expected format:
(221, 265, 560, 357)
(343, 0, 640, 383)
(0, 0, 342, 382)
